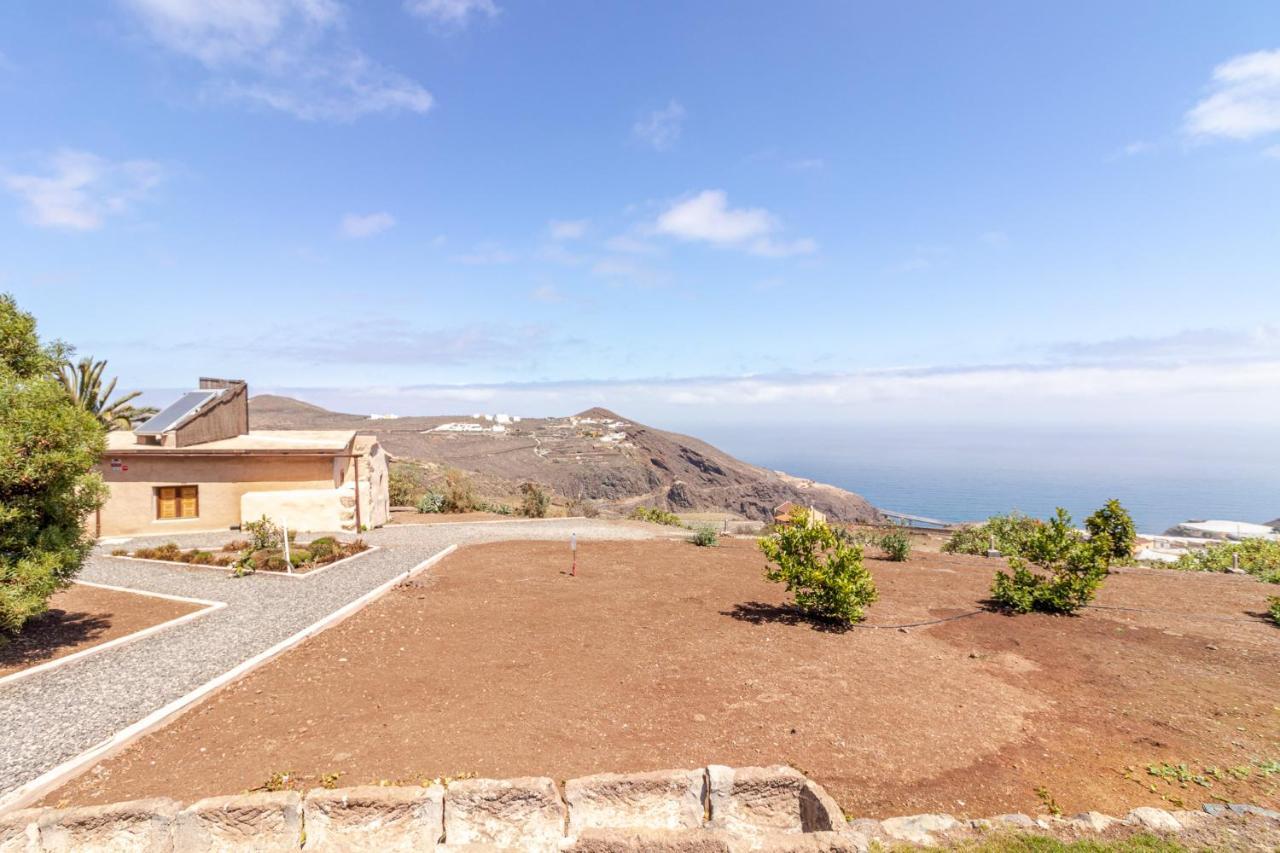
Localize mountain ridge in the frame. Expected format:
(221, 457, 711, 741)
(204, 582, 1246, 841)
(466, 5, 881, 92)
(249, 395, 881, 523)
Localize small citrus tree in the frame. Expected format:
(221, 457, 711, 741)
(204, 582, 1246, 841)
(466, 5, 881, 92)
(518, 482, 549, 518)
(1084, 498, 1136, 560)
(991, 507, 1112, 614)
(759, 508, 878, 623)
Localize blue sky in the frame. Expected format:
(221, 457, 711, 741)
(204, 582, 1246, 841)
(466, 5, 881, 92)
(3, 1, 1280, 425)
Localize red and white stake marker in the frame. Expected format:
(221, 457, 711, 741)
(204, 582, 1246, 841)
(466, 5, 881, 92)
(570, 533, 577, 577)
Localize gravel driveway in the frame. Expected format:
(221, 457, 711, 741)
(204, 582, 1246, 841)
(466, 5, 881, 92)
(0, 519, 665, 802)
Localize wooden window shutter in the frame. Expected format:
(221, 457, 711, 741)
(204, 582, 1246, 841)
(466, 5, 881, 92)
(180, 486, 198, 518)
(157, 487, 177, 520)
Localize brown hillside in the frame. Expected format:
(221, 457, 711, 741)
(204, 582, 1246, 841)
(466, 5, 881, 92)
(249, 396, 880, 523)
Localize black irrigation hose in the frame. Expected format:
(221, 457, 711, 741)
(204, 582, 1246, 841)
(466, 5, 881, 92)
(853, 609, 986, 630)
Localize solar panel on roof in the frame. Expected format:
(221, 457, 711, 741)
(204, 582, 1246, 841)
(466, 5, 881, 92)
(134, 390, 219, 435)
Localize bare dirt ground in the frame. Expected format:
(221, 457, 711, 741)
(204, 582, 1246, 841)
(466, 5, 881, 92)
(0, 585, 201, 679)
(44, 539, 1280, 820)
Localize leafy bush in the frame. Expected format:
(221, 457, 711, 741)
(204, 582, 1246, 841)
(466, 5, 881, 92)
(242, 515, 282, 551)
(518, 482, 550, 518)
(629, 506, 684, 527)
(1085, 499, 1137, 560)
(153, 542, 181, 562)
(759, 508, 878, 623)
(388, 462, 428, 507)
(991, 508, 1112, 614)
(879, 530, 911, 562)
(690, 526, 719, 547)
(0, 295, 106, 638)
(1173, 538, 1280, 584)
(476, 501, 514, 515)
(943, 512, 1042, 557)
(416, 492, 444, 514)
(188, 551, 214, 565)
(306, 537, 337, 561)
(1269, 596, 1280, 626)
(442, 468, 476, 513)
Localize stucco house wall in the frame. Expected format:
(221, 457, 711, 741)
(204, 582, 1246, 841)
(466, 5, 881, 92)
(97, 454, 339, 537)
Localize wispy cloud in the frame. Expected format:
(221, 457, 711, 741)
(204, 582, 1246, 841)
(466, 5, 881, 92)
(1045, 324, 1280, 364)
(260, 317, 554, 364)
(530, 284, 565, 304)
(651, 189, 816, 257)
(1185, 49, 1280, 141)
(633, 99, 685, 151)
(547, 218, 588, 240)
(1120, 140, 1154, 157)
(339, 211, 396, 238)
(123, 0, 432, 121)
(786, 158, 826, 172)
(2, 148, 163, 230)
(404, 0, 498, 29)
(980, 230, 1009, 247)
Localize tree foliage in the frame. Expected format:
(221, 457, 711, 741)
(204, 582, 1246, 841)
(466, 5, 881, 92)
(1173, 538, 1280, 584)
(991, 507, 1112, 614)
(0, 294, 106, 637)
(759, 508, 878, 623)
(1268, 596, 1280, 627)
(58, 356, 157, 431)
(1085, 499, 1137, 560)
(943, 511, 1043, 557)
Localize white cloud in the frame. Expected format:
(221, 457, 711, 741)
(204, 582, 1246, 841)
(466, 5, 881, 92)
(633, 100, 685, 151)
(123, 0, 432, 121)
(339, 211, 395, 238)
(1185, 49, 1280, 140)
(1264, 144, 1280, 159)
(547, 218, 588, 240)
(1121, 140, 1153, 156)
(3, 148, 163, 230)
(404, 0, 498, 29)
(652, 189, 816, 257)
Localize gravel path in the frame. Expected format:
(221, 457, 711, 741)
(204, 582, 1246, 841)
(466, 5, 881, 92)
(0, 519, 666, 799)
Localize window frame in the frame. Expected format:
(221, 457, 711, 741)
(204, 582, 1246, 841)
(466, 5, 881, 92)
(155, 485, 199, 521)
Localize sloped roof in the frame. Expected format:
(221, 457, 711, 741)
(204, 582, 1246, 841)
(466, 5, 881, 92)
(106, 430, 355, 454)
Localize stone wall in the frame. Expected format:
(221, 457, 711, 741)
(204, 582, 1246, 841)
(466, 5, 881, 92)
(2, 765, 1276, 851)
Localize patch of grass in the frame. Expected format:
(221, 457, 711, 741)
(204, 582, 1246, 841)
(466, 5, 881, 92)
(880, 833, 1189, 852)
(252, 770, 297, 793)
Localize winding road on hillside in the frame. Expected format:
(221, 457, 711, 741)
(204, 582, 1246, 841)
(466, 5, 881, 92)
(0, 519, 665, 809)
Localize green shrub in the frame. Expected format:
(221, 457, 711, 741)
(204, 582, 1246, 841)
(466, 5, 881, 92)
(759, 508, 878, 623)
(518, 482, 550, 518)
(1085, 499, 1137, 560)
(943, 512, 1042, 557)
(1173, 538, 1280, 583)
(629, 506, 684, 527)
(188, 551, 214, 565)
(307, 537, 337, 561)
(242, 515, 282, 551)
(690, 526, 719, 547)
(1269, 596, 1280, 626)
(388, 462, 428, 507)
(879, 529, 911, 562)
(991, 508, 1112, 614)
(416, 492, 444, 514)
(442, 468, 476, 513)
(289, 550, 311, 568)
(0, 295, 107, 638)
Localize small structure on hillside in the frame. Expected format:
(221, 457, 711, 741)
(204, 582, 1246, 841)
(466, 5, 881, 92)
(97, 378, 389, 537)
(773, 501, 826, 527)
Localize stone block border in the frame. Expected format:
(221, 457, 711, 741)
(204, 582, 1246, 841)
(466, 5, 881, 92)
(0, 545, 457, 814)
(4, 765, 1275, 851)
(0, 582, 226, 690)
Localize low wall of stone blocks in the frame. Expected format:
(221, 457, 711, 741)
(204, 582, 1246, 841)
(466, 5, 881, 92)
(2, 764, 1276, 851)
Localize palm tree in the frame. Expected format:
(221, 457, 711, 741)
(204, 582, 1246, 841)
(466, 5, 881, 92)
(58, 357, 158, 431)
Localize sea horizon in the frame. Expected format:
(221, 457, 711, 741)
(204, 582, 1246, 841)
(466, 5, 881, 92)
(678, 420, 1280, 535)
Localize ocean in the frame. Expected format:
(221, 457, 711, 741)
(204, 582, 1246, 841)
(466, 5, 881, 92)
(678, 422, 1280, 535)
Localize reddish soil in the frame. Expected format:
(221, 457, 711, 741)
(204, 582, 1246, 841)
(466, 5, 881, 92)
(44, 539, 1280, 819)
(1, 585, 202, 679)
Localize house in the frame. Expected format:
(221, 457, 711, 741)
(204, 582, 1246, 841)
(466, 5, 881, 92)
(96, 378, 389, 537)
(773, 501, 826, 527)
